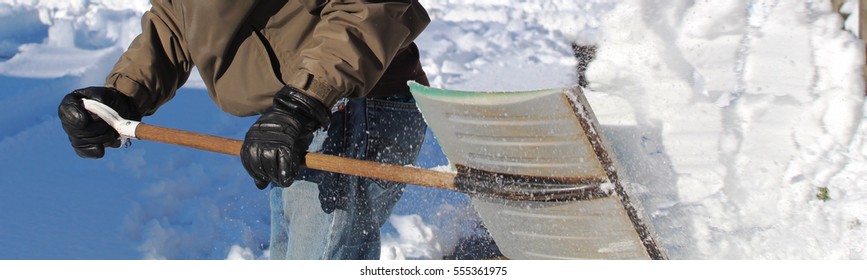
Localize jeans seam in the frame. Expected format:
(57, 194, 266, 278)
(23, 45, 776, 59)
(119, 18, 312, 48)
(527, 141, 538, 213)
(321, 209, 338, 259)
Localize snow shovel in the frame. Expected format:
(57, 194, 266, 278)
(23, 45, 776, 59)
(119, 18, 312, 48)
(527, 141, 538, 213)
(83, 82, 665, 260)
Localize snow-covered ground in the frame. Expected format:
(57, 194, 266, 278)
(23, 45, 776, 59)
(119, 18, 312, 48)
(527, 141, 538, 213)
(0, 0, 864, 260)
(587, 0, 867, 259)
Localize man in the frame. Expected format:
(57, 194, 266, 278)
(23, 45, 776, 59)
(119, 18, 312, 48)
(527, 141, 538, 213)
(57, 0, 430, 259)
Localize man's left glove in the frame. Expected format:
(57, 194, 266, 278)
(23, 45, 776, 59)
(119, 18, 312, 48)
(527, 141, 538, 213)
(241, 87, 330, 189)
(58, 87, 142, 158)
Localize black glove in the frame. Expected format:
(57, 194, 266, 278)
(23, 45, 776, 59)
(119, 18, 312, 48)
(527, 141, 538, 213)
(58, 87, 142, 158)
(241, 87, 330, 189)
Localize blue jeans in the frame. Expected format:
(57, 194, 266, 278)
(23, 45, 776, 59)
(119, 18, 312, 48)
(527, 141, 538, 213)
(268, 96, 427, 260)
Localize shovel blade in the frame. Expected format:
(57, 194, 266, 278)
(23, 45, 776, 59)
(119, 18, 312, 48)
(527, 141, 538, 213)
(411, 83, 654, 259)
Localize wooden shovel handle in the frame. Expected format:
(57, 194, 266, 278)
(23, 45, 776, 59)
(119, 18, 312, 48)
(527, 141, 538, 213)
(135, 123, 457, 190)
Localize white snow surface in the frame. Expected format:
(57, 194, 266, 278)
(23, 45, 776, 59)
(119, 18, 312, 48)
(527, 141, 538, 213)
(0, 0, 865, 259)
(587, 0, 867, 259)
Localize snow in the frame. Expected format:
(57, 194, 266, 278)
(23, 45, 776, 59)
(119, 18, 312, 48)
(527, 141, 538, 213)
(0, 0, 865, 260)
(587, 0, 867, 258)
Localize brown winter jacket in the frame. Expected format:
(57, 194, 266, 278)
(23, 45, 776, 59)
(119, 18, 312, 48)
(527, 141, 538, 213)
(105, 0, 430, 117)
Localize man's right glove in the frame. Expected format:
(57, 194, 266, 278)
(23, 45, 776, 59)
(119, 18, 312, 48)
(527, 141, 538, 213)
(58, 87, 142, 158)
(241, 87, 330, 189)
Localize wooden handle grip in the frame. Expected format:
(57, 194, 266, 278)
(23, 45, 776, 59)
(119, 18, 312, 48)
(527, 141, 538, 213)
(135, 124, 457, 190)
(136, 124, 242, 156)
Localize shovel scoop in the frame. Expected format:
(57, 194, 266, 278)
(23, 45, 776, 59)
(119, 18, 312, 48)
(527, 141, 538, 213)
(409, 83, 664, 260)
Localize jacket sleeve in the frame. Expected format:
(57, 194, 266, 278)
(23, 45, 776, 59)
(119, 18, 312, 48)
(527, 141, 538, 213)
(104, 0, 192, 116)
(290, 0, 430, 107)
